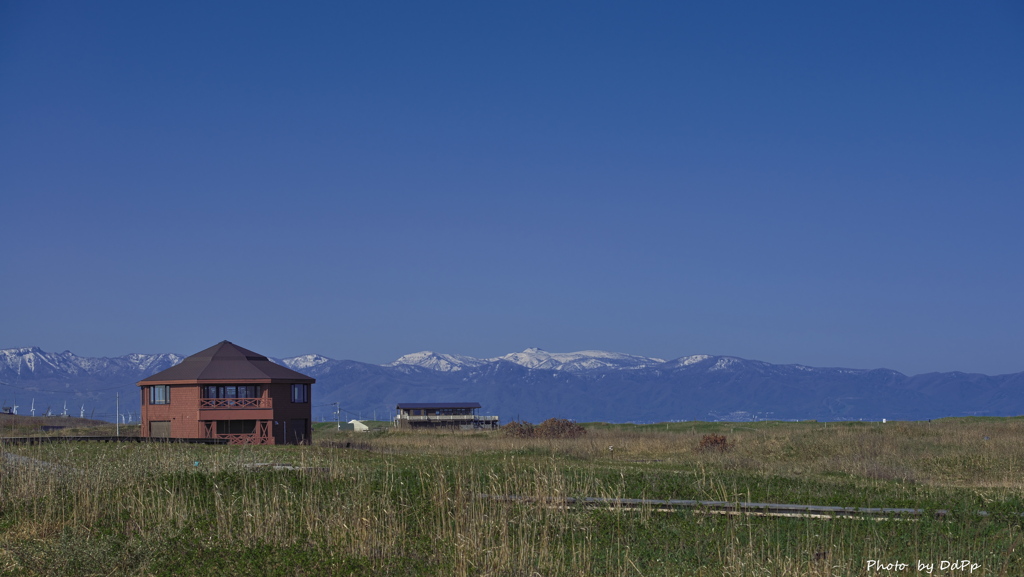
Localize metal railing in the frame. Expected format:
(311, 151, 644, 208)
(199, 398, 272, 409)
(397, 414, 499, 422)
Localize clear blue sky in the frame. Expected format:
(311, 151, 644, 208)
(2, 1, 1022, 375)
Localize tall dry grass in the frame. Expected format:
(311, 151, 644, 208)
(1, 419, 1022, 575)
(354, 419, 1024, 491)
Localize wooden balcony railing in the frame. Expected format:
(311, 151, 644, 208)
(217, 433, 271, 445)
(203, 420, 273, 445)
(199, 398, 272, 409)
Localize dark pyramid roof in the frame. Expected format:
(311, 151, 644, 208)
(139, 341, 315, 384)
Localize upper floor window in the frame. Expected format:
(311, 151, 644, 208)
(150, 385, 170, 405)
(203, 385, 261, 399)
(291, 383, 309, 403)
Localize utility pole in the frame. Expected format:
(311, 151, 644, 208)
(335, 402, 340, 430)
(115, 391, 119, 437)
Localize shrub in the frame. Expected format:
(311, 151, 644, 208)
(534, 418, 587, 439)
(501, 420, 536, 438)
(502, 419, 587, 439)
(696, 434, 731, 452)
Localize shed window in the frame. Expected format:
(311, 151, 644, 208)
(149, 385, 170, 405)
(291, 384, 309, 403)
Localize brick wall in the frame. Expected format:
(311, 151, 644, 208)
(139, 384, 202, 438)
(266, 383, 312, 444)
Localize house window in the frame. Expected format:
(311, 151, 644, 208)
(291, 384, 309, 403)
(149, 385, 170, 405)
(150, 421, 171, 437)
(204, 385, 261, 399)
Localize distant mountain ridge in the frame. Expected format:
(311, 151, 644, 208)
(1, 346, 1022, 424)
(385, 348, 665, 372)
(0, 347, 184, 378)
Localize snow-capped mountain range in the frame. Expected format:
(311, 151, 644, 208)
(0, 347, 184, 378)
(2, 345, 1023, 423)
(387, 348, 666, 372)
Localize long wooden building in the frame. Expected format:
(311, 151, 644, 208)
(394, 402, 499, 430)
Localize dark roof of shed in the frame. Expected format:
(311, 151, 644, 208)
(139, 341, 315, 384)
(396, 402, 481, 410)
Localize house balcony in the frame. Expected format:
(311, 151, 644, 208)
(198, 398, 273, 420)
(200, 398, 272, 409)
(203, 420, 273, 445)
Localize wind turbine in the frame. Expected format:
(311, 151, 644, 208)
(62, 401, 68, 417)
(80, 404, 85, 418)
(30, 399, 35, 417)
(11, 398, 18, 415)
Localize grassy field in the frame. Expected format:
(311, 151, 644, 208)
(2, 418, 1023, 576)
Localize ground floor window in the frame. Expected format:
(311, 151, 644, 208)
(149, 421, 170, 437)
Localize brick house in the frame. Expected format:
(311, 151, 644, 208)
(138, 341, 315, 444)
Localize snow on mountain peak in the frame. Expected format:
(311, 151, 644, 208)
(385, 348, 667, 372)
(388, 351, 487, 372)
(706, 357, 748, 371)
(679, 355, 711, 366)
(496, 349, 665, 372)
(0, 346, 184, 376)
(0, 345, 753, 378)
(281, 354, 331, 370)
(0, 346, 78, 375)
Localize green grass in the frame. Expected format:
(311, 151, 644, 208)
(2, 418, 1023, 575)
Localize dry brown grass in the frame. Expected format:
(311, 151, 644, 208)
(1, 418, 1022, 575)
(0, 414, 115, 437)
(343, 419, 1024, 492)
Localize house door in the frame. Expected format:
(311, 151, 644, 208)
(288, 419, 308, 444)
